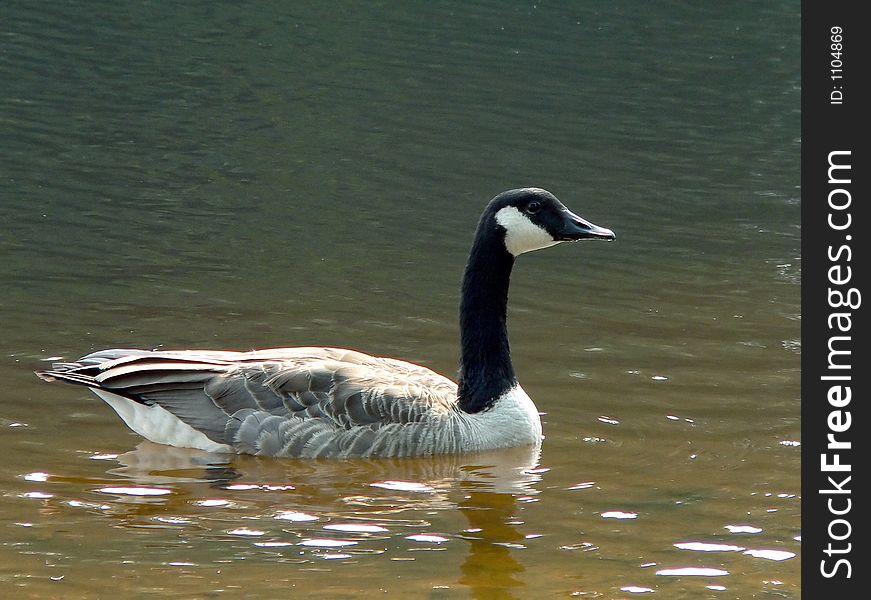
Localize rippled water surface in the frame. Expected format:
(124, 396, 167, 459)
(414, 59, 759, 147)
(2, 1, 799, 597)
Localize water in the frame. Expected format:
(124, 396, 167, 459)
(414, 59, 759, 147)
(2, 1, 800, 597)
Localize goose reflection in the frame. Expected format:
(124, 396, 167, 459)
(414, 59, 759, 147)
(457, 489, 530, 599)
(107, 441, 541, 495)
(97, 442, 541, 597)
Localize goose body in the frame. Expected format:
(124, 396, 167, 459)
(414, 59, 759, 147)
(36, 188, 614, 458)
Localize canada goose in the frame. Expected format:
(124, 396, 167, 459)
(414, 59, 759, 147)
(36, 188, 615, 458)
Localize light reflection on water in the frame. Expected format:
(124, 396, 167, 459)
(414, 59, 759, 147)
(12, 442, 552, 595)
(9, 436, 800, 596)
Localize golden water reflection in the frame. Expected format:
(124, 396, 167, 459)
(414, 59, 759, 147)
(48, 442, 544, 597)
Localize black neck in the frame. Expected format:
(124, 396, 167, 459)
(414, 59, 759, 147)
(457, 215, 517, 413)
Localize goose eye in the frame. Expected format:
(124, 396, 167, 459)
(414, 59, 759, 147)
(525, 201, 542, 215)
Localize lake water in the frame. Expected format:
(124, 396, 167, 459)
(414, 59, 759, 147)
(1, 1, 800, 597)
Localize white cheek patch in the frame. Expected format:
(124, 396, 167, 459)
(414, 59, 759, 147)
(495, 206, 559, 256)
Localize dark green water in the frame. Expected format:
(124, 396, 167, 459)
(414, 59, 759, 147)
(2, 2, 800, 597)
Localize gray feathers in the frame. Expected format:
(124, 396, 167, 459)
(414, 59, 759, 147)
(37, 347, 464, 458)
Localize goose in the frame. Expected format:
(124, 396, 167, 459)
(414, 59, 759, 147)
(36, 188, 615, 458)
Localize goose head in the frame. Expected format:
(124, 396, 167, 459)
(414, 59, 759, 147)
(489, 187, 615, 256)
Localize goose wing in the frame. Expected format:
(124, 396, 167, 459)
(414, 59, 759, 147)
(37, 348, 460, 457)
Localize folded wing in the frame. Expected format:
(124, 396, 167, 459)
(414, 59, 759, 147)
(36, 348, 459, 457)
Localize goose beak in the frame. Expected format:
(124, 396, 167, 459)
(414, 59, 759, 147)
(558, 210, 616, 241)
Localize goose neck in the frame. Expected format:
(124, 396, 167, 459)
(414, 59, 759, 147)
(457, 223, 517, 413)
